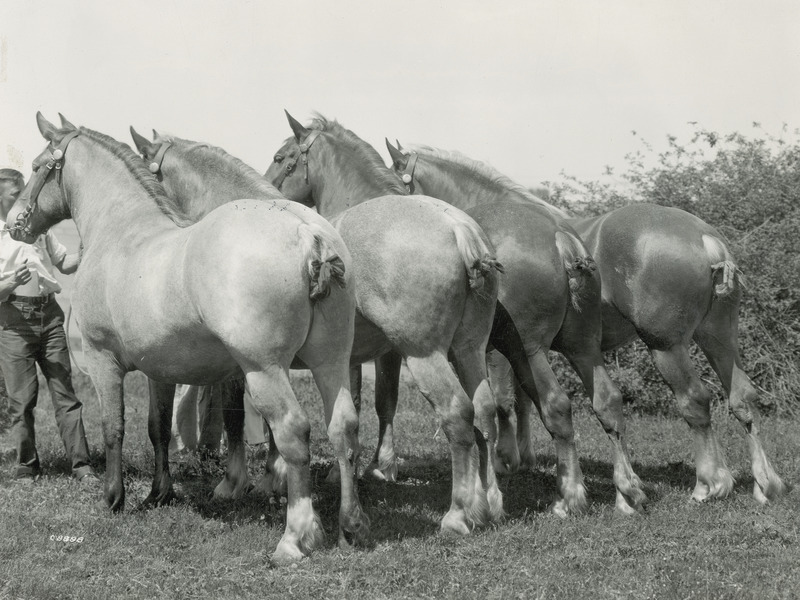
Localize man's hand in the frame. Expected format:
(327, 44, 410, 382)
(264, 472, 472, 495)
(12, 260, 31, 288)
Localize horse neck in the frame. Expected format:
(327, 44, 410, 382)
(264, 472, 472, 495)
(165, 150, 283, 220)
(418, 156, 563, 219)
(415, 158, 497, 212)
(312, 141, 401, 218)
(66, 141, 176, 248)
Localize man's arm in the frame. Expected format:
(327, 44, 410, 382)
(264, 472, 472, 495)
(52, 252, 80, 275)
(0, 261, 32, 301)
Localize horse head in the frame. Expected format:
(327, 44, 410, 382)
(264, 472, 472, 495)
(264, 110, 322, 208)
(386, 139, 421, 194)
(6, 112, 80, 243)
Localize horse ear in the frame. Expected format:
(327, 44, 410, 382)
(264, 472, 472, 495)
(130, 126, 154, 157)
(36, 112, 60, 143)
(386, 138, 407, 168)
(396, 139, 404, 150)
(152, 129, 160, 140)
(285, 110, 309, 141)
(58, 113, 77, 131)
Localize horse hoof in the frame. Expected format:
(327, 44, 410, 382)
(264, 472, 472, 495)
(440, 510, 471, 536)
(363, 461, 397, 482)
(271, 541, 306, 565)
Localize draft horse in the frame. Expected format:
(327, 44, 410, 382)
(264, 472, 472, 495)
(132, 122, 503, 535)
(7, 113, 364, 561)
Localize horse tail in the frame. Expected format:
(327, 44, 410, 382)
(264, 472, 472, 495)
(449, 218, 505, 292)
(298, 223, 347, 302)
(702, 234, 745, 298)
(555, 229, 597, 311)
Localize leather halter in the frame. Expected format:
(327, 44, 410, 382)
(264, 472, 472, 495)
(147, 142, 172, 176)
(275, 129, 323, 189)
(400, 152, 419, 193)
(8, 130, 81, 238)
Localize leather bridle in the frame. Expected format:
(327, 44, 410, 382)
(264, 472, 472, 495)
(272, 129, 323, 189)
(7, 131, 80, 238)
(400, 152, 419, 193)
(146, 142, 172, 179)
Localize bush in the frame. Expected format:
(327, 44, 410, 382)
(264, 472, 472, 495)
(545, 123, 800, 415)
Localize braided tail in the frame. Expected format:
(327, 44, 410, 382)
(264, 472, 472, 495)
(298, 223, 347, 302)
(555, 230, 596, 311)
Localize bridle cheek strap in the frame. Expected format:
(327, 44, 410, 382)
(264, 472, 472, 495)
(401, 152, 418, 193)
(298, 129, 322, 183)
(148, 142, 172, 175)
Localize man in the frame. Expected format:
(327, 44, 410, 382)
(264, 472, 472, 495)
(0, 167, 98, 484)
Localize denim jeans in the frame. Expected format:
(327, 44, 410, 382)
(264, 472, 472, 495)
(0, 297, 93, 478)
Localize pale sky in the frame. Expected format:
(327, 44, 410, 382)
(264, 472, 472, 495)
(2, 0, 800, 189)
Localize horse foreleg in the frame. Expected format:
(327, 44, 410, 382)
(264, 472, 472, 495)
(650, 345, 734, 502)
(144, 380, 177, 507)
(486, 349, 521, 474)
(86, 357, 126, 511)
(452, 346, 504, 522)
(214, 379, 250, 499)
(197, 384, 224, 457)
(363, 351, 402, 482)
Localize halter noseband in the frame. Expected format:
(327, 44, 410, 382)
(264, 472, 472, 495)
(8, 130, 80, 238)
(400, 152, 419, 193)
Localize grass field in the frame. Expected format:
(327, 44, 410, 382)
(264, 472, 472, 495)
(0, 366, 798, 599)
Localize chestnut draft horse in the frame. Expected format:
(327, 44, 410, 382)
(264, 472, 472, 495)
(390, 143, 787, 505)
(133, 123, 504, 535)
(8, 114, 365, 562)
(386, 142, 643, 515)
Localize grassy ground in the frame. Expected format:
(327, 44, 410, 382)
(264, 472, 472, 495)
(0, 368, 798, 600)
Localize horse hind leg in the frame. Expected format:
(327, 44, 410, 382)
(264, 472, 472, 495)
(246, 365, 325, 562)
(650, 345, 734, 502)
(514, 349, 588, 517)
(406, 351, 493, 534)
(694, 312, 789, 503)
(561, 349, 647, 515)
(308, 359, 370, 549)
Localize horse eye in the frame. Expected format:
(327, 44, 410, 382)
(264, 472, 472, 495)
(274, 154, 283, 163)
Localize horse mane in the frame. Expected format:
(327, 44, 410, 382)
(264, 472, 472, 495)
(154, 134, 284, 201)
(78, 127, 193, 226)
(308, 115, 406, 195)
(402, 144, 570, 219)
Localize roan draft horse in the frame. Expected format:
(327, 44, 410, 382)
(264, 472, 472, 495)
(8, 113, 365, 562)
(386, 142, 644, 515)
(133, 121, 504, 535)
(390, 143, 787, 505)
(265, 112, 505, 532)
